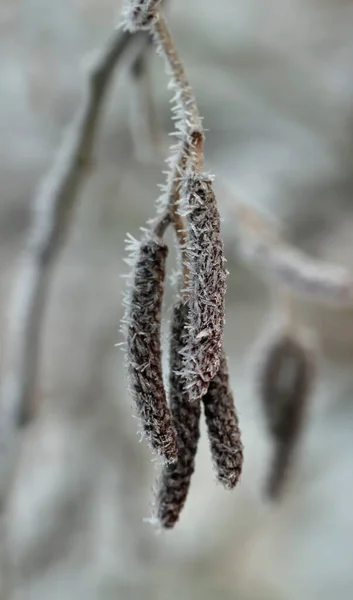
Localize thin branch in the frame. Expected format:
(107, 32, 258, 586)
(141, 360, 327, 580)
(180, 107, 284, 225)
(129, 40, 161, 161)
(167, 140, 190, 285)
(223, 194, 353, 307)
(0, 27, 147, 438)
(152, 11, 204, 170)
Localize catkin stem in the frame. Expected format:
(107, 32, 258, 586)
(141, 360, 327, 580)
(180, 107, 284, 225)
(168, 140, 191, 286)
(152, 12, 204, 171)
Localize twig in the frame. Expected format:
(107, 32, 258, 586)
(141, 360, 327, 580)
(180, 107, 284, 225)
(151, 12, 204, 171)
(225, 197, 353, 307)
(129, 40, 160, 161)
(0, 27, 147, 446)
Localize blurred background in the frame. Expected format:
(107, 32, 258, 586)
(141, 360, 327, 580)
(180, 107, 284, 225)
(2, 0, 353, 598)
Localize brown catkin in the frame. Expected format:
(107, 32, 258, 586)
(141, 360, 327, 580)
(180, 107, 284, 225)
(178, 173, 227, 401)
(259, 332, 314, 499)
(123, 233, 177, 463)
(155, 299, 201, 528)
(203, 352, 243, 489)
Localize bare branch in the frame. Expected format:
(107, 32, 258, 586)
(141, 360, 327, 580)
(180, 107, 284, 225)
(0, 27, 147, 452)
(223, 193, 353, 307)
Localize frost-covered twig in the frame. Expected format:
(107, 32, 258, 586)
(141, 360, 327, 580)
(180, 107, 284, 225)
(0, 27, 146, 446)
(123, 2, 204, 170)
(122, 0, 163, 32)
(151, 12, 204, 171)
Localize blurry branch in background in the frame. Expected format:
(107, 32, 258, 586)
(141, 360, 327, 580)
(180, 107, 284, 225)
(0, 25, 155, 499)
(129, 37, 163, 160)
(219, 183, 353, 307)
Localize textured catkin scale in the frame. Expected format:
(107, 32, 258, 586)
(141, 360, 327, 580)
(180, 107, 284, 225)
(258, 332, 315, 500)
(123, 234, 177, 463)
(179, 173, 227, 400)
(122, 0, 162, 31)
(154, 300, 201, 528)
(203, 352, 243, 489)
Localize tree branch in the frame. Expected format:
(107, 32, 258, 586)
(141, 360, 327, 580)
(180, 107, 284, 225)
(220, 186, 353, 307)
(0, 27, 147, 446)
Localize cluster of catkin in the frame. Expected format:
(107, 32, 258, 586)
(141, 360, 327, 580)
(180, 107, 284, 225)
(121, 1, 243, 528)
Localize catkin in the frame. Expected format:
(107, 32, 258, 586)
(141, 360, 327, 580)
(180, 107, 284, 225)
(259, 332, 314, 499)
(178, 172, 227, 400)
(203, 352, 243, 489)
(155, 299, 201, 528)
(122, 232, 177, 463)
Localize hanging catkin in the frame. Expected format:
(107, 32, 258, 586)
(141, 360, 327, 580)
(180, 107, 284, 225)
(155, 299, 201, 528)
(122, 231, 177, 463)
(203, 351, 243, 489)
(178, 172, 227, 400)
(258, 331, 314, 499)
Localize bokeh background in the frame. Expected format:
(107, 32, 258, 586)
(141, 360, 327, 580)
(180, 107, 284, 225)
(2, 0, 353, 598)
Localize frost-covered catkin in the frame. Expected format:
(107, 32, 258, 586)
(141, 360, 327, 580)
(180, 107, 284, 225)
(122, 0, 162, 31)
(203, 352, 243, 489)
(179, 173, 227, 400)
(259, 332, 314, 499)
(155, 299, 201, 528)
(123, 233, 177, 463)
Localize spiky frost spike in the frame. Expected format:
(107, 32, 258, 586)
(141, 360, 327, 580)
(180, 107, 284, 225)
(178, 172, 227, 400)
(122, 0, 162, 32)
(258, 332, 315, 500)
(154, 299, 201, 528)
(123, 231, 177, 463)
(203, 352, 243, 489)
